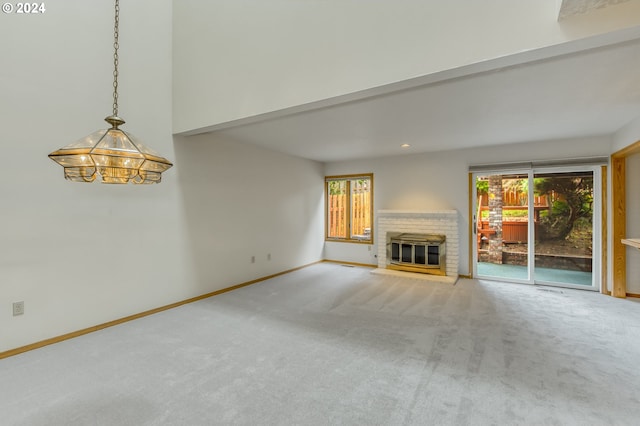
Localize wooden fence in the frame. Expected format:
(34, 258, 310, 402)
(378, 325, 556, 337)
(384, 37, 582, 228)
(328, 190, 371, 239)
(351, 190, 371, 237)
(487, 190, 550, 206)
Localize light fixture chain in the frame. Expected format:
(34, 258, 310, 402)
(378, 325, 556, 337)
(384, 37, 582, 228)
(112, 0, 120, 117)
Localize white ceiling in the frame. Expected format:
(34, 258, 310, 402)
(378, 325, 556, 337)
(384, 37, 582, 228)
(203, 31, 640, 163)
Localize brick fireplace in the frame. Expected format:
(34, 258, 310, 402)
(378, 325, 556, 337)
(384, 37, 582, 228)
(375, 210, 458, 283)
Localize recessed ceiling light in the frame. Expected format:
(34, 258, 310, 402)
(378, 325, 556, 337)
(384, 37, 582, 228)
(401, 143, 411, 148)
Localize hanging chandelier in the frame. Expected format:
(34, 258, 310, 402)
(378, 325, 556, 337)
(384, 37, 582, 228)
(48, 0, 173, 184)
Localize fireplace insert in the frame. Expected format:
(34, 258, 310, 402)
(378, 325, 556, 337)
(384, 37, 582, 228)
(387, 233, 446, 275)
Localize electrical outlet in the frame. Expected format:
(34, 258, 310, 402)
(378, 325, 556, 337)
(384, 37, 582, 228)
(13, 301, 24, 316)
(251, 256, 255, 263)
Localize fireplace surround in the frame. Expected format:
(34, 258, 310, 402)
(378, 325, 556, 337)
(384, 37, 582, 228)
(376, 210, 458, 283)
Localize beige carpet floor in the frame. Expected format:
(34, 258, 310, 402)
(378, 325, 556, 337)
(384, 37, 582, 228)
(1, 262, 639, 425)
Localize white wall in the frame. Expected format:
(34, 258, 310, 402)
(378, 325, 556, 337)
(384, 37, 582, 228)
(173, 0, 640, 134)
(173, 134, 325, 290)
(0, 0, 175, 352)
(0, 1, 324, 353)
(324, 136, 612, 275)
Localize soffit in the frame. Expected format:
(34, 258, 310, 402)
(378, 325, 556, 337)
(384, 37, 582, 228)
(204, 33, 640, 162)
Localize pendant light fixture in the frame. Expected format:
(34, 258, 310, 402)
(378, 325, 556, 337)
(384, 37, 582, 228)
(48, 0, 173, 184)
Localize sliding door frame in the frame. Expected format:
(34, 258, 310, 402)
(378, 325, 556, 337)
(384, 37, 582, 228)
(471, 164, 602, 291)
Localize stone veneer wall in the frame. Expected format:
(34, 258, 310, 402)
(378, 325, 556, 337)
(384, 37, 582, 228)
(377, 210, 459, 277)
(487, 175, 503, 264)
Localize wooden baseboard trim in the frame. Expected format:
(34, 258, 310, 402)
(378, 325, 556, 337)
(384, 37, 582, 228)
(0, 261, 321, 360)
(458, 274, 472, 279)
(627, 293, 640, 298)
(322, 259, 377, 268)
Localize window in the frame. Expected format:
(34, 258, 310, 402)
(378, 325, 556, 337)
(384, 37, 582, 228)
(325, 174, 373, 243)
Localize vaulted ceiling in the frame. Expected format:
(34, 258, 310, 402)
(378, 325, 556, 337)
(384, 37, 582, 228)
(198, 2, 640, 163)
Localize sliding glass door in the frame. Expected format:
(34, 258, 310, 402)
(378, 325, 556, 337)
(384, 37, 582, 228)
(532, 169, 598, 289)
(473, 166, 600, 290)
(475, 171, 532, 283)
